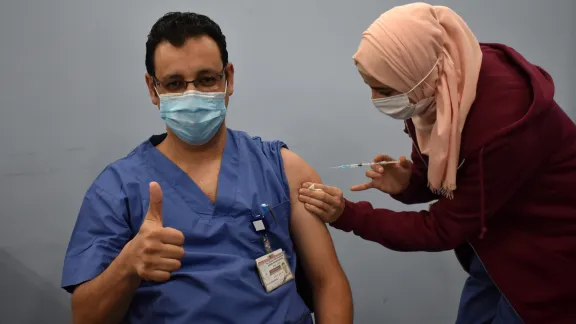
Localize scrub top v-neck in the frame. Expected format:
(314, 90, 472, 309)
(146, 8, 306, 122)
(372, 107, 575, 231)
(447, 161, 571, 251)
(61, 129, 313, 324)
(145, 131, 240, 216)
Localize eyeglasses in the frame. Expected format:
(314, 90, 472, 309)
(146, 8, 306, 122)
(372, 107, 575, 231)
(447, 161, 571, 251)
(154, 69, 226, 93)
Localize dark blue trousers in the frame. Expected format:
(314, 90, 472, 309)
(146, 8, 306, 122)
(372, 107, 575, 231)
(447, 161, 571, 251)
(455, 254, 523, 324)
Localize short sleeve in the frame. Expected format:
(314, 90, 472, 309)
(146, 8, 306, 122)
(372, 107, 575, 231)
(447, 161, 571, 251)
(61, 182, 132, 293)
(252, 136, 290, 197)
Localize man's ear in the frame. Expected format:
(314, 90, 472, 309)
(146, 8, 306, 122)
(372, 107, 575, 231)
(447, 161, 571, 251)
(145, 74, 159, 107)
(225, 63, 235, 97)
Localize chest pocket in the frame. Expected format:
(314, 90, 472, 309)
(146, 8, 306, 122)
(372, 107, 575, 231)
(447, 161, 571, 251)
(238, 200, 294, 260)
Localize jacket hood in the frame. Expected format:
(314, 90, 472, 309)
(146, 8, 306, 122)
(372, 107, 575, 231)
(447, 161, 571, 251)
(460, 43, 556, 156)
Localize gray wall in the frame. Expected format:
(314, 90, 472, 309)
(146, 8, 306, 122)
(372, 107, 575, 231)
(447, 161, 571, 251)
(0, 0, 573, 323)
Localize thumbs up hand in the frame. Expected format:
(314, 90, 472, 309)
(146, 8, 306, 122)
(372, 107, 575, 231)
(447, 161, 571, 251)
(126, 182, 185, 282)
(143, 181, 164, 225)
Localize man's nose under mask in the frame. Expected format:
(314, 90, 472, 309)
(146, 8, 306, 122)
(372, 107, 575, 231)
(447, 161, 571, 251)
(156, 86, 227, 145)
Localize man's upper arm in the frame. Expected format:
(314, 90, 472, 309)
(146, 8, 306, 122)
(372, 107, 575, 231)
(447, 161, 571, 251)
(281, 148, 344, 283)
(61, 175, 132, 293)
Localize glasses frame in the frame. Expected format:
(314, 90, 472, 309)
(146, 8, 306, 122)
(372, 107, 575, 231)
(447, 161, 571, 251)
(153, 68, 226, 93)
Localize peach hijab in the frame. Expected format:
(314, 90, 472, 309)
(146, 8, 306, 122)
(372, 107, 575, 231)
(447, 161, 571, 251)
(353, 2, 482, 198)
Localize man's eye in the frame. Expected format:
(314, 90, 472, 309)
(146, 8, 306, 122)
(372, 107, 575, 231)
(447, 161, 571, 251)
(198, 77, 218, 86)
(165, 81, 184, 90)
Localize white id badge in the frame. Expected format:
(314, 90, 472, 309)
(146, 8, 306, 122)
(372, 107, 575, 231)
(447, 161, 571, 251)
(255, 249, 294, 293)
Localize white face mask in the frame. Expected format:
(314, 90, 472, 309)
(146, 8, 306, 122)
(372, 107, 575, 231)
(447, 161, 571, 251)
(373, 95, 435, 120)
(372, 59, 439, 120)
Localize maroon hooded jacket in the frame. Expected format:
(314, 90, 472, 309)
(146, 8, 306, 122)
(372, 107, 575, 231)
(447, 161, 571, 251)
(331, 43, 576, 323)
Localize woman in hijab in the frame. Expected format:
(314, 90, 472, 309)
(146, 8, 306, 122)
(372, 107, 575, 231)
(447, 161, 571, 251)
(298, 3, 576, 323)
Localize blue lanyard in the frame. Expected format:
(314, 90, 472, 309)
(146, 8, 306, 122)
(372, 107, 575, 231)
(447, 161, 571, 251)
(252, 204, 273, 254)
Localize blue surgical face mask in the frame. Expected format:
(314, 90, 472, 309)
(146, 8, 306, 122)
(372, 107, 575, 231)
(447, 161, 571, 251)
(156, 85, 227, 146)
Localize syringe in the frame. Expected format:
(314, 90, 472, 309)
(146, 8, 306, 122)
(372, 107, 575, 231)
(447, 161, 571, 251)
(331, 160, 399, 169)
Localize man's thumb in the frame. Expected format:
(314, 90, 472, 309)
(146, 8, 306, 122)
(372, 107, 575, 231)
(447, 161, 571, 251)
(145, 182, 163, 224)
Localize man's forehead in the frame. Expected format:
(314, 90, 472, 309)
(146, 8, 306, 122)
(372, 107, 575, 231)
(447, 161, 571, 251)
(153, 35, 223, 78)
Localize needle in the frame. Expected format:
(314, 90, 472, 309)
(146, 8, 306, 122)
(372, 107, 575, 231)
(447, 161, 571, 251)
(331, 160, 399, 169)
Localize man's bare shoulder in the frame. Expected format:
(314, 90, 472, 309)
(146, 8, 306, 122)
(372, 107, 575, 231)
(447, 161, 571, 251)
(280, 148, 320, 188)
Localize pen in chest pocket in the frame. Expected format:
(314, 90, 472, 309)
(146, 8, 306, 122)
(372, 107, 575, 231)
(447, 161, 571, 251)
(260, 203, 278, 224)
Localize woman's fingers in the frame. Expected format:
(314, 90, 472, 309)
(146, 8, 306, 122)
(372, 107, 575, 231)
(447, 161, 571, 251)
(350, 181, 373, 192)
(352, 169, 382, 191)
(304, 203, 326, 216)
(372, 154, 397, 172)
(398, 155, 411, 168)
(298, 193, 331, 211)
(299, 187, 339, 207)
(365, 170, 383, 180)
(303, 203, 331, 222)
(373, 154, 394, 163)
(370, 163, 384, 173)
(301, 183, 342, 198)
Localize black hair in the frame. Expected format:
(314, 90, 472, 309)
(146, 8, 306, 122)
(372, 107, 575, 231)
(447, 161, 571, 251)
(145, 12, 228, 76)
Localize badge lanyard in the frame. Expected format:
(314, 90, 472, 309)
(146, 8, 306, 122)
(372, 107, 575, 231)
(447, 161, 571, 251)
(252, 203, 295, 293)
(251, 203, 278, 254)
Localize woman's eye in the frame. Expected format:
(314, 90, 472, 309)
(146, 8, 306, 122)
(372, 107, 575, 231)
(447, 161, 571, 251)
(378, 89, 393, 96)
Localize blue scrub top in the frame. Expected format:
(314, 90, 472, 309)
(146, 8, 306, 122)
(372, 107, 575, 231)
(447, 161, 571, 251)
(62, 129, 312, 324)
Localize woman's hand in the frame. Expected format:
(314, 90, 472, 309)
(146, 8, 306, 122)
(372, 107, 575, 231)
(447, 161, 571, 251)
(298, 183, 345, 224)
(350, 154, 413, 195)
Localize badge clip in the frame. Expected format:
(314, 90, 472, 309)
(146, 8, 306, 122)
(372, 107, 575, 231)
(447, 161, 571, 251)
(260, 203, 278, 224)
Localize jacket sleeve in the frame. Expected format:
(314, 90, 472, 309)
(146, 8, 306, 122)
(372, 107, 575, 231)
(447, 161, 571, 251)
(389, 144, 440, 205)
(330, 133, 542, 252)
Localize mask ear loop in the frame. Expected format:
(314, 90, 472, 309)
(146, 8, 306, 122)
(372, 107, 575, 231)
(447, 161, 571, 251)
(223, 65, 230, 95)
(406, 57, 441, 97)
(151, 76, 161, 98)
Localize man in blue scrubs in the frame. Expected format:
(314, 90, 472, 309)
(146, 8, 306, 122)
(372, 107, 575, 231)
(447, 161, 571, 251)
(61, 12, 353, 324)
